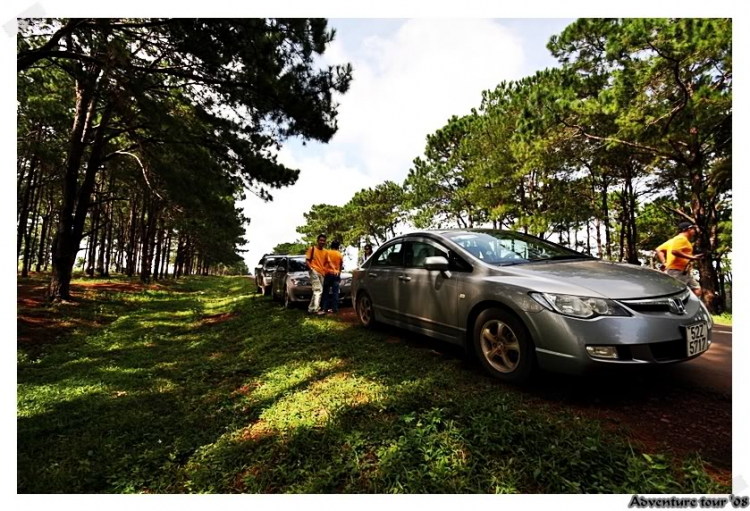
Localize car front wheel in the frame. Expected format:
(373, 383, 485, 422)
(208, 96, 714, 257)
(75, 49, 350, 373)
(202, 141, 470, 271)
(473, 308, 535, 384)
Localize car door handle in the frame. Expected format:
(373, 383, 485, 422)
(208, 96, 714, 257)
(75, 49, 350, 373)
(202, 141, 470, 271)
(368, 272, 378, 278)
(399, 275, 411, 282)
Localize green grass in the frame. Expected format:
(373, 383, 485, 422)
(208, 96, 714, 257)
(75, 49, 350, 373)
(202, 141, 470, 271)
(17, 276, 727, 493)
(712, 313, 732, 326)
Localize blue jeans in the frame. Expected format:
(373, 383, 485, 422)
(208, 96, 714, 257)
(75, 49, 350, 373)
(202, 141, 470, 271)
(321, 274, 341, 312)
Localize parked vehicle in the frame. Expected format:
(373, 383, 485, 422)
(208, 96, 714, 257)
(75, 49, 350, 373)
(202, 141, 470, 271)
(352, 229, 713, 383)
(270, 255, 353, 308)
(255, 254, 283, 295)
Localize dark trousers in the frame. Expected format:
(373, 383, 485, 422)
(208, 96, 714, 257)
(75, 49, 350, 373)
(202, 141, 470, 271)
(321, 274, 341, 312)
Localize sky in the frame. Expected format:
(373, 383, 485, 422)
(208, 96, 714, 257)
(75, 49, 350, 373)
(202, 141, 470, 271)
(238, 18, 575, 270)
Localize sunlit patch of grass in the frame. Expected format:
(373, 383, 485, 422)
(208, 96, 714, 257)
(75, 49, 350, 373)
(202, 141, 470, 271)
(712, 313, 732, 326)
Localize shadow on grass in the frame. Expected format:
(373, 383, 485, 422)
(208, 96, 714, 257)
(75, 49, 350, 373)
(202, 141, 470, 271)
(17, 276, 729, 493)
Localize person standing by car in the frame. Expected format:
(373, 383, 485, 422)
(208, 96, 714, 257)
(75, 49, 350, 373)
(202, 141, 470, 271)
(305, 234, 328, 314)
(655, 221, 703, 297)
(359, 244, 373, 266)
(322, 240, 344, 314)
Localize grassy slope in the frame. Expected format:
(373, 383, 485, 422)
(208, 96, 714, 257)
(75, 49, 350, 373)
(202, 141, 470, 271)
(712, 313, 732, 326)
(17, 276, 727, 493)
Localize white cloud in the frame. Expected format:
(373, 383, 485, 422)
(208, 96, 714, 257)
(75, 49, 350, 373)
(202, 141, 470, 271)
(239, 19, 525, 269)
(325, 19, 525, 180)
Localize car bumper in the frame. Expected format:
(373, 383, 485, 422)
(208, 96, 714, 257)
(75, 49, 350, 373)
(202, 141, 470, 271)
(524, 299, 714, 375)
(288, 284, 352, 303)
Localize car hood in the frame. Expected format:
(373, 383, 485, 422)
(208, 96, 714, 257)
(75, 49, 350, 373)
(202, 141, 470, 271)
(496, 259, 686, 299)
(288, 271, 353, 279)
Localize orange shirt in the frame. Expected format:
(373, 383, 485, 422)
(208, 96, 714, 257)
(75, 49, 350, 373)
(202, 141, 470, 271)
(656, 234, 693, 271)
(326, 250, 343, 275)
(305, 246, 329, 276)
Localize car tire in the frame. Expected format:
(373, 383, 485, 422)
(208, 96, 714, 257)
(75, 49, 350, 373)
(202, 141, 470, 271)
(263, 285, 271, 297)
(356, 292, 376, 328)
(473, 308, 536, 384)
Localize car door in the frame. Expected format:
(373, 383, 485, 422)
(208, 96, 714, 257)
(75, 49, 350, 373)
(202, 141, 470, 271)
(365, 241, 404, 322)
(397, 238, 463, 342)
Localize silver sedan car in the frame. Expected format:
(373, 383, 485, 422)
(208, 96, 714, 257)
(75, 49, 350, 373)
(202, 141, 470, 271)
(352, 229, 713, 383)
(271, 255, 352, 308)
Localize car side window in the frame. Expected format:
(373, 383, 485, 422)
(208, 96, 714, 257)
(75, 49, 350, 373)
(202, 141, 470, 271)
(372, 243, 404, 267)
(449, 251, 472, 272)
(403, 241, 472, 272)
(404, 241, 447, 268)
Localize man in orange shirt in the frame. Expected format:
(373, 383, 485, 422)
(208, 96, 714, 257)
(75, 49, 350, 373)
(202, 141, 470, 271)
(322, 240, 344, 314)
(305, 234, 329, 314)
(655, 221, 703, 297)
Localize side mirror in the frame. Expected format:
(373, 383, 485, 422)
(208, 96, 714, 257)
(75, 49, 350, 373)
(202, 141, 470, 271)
(424, 256, 450, 271)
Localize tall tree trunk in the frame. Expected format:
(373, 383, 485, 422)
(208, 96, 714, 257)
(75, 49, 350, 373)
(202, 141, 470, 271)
(601, 181, 612, 260)
(624, 168, 639, 264)
(618, 196, 626, 262)
(48, 69, 101, 300)
(689, 167, 720, 312)
(17, 153, 29, 219)
(161, 230, 171, 278)
(35, 189, 54, 272)
(86, 186, 100, 277)
(153, 225, 163, 282)
(174, 235, 184, 278)
(716, 258, 726, 313)
(104, 202, 114, 277)
(43, 211, 55, 272)
(126, 195, 139, 277)
(140, 197, 159, 283)
(96, 209, 107, 277)
(22, 170, 43, 277)
(18, 156, 39, 262)
(135, 192, 147, 276)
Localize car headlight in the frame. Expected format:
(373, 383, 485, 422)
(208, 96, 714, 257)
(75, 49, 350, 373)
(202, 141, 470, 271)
(341, 278, 352, 286)
(529, 292, 631, 319)
(291, 278, 310, 286)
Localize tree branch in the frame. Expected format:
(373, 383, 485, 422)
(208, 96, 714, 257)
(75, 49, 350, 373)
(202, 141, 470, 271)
(658, 204, 696, 224)
(17, 18, 90, 72)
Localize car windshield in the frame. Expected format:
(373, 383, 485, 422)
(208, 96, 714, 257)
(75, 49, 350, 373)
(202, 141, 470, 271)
(288, 257, 307, 272)
(444, 230, 591, 265)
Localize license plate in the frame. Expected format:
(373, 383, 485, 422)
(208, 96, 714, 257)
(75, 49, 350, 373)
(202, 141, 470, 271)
(686, 322, 709, 356)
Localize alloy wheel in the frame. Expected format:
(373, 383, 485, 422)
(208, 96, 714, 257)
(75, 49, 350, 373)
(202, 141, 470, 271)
(480, 319, 521, 373)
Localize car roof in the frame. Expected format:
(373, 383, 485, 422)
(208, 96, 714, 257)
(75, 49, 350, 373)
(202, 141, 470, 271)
(392, 228, 512, 240)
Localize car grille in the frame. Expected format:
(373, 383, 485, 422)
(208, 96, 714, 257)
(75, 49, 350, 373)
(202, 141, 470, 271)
(611, 339, 688, 362)
(618, 289, 690, 314)
(648, 339, 688, 361)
